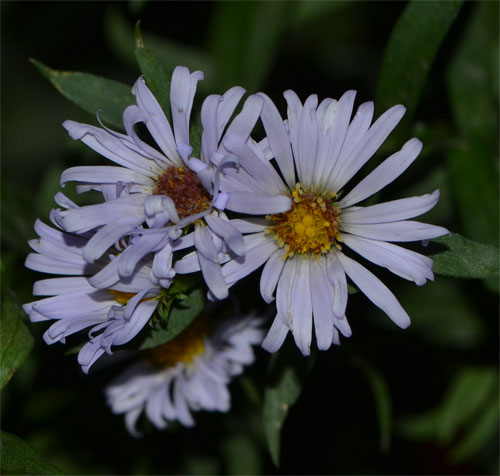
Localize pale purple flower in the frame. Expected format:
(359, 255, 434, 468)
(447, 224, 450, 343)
(106, 315, 263, 436)
(58, 67, 268, 300)
(217, 90, 449, 355)
(23, 197, 162, 373)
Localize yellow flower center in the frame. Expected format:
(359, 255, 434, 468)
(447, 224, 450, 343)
(147, 317, 209, 368)
(268, 184, 341, 258)
(153, 166, 211, 219)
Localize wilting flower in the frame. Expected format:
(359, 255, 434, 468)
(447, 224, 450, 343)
(106, 315, 263, 436)
(218, 90, 449, 355)
(23, 195, 164, 373)
(58, 66, 262, 299)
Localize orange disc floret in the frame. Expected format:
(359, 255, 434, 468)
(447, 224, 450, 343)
(147, 317, 210, 368)
(268, 184, 341, 257)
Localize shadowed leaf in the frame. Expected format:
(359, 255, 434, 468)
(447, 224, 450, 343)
(30, 59, 133, 130)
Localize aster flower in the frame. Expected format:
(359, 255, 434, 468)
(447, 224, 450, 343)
(106, 314, 264, 436)
(217, 90, 449, 356)
(58, 67, 282, 300)
(23, 194, 163, 373)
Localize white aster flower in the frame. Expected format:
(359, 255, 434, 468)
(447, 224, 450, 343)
(58, 67, 269, 300)
(23, 195, 164, 373)
(106, 314, 264, 436)
(217, 90, 449, 356)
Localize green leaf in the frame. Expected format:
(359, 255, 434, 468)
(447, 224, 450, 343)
(353, 357, 392, 452)
(446, 2, 499, 246)
(291, 0, 348, 29)
(30, 59, 133, 130)
(403, 279, 485, 349)
(376, 0, 464, 120)
(134, 22, 172, 120)
(437, 367, 498, 444)
(222, 433, 262, 475)
(262, 343, 313, 466)
(0, 295, 34, 390)
(428, 233, 499, 279)
(0, 430, 64, 475)
(397, 366, 498, 463)
(105, 9, 215, 92)
(207, 2, 289, 92)
(449, 394, 499, 464)
(138, 286, 205, 350)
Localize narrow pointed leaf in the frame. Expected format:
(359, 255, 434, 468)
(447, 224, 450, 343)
(353, 357, 392, 452)
(138, 286, 205, 350)
(207, 2, 288, 92)
(263, 343, 313, 466)
(376, 0, 463, 120)
(0, 295, 34, 390)
(135, 21, 172, 120)
(0, 430, 64, 475)
(446, 2, 499, 246)
(30, 59, 133, 129)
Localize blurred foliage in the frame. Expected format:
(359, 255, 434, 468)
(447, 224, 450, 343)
(0, 291, 34, 390)
(1, 1, 498, 475)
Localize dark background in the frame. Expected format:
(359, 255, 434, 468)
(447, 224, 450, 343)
(2, 1, 498, 474)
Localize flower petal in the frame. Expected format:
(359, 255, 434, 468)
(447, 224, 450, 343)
(225, 192, 291, 214)
(337, 252, 410, 328)
(338, 138, 423, 208)
(309, 260, 334, 351)
(261, 315, 289, 353)
(341, 190, 440, 224)
(341, 233, 434, 285)
(331, 104, 406, 192)
(257, 93, 295, 188)
(341, 220, 449, 242)
(260, 247, 286, 303)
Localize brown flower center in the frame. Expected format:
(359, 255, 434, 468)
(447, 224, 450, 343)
(153, 166, 211, 219)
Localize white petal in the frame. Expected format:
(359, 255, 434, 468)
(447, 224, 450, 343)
(291, 259, 313, 356)
(205, 214, 245, 256)
(326, 253, 348, 319)
(283, 90, 303, 176)
(341, 233, 434, 285)
(341, 220, 449, 242)
(276, 258, 297, 327)
(335, 101, 374, 171)
(222, 234, 276, 286)
(331, 104, 406, 192)
(62, 120, 161, 176)
(309, 260, 334, 351)
(260, 248, 286, 303)
(337, 252, 410, 328)
(257, 93, 295, 188)
(132, 77, 181, 164)
(225, 192, 291, 215)
(316, 90, 356, 185)
(170, 66, 204, 148)
(61, 166, 153, 187)
(223, 134, 286, 196)
(296, 94, 318, 187)
(338, 138, 422, 208)
(229, 218, 269, 233)
(261, 316, 289, 353)
(341, 190, 440, 224)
